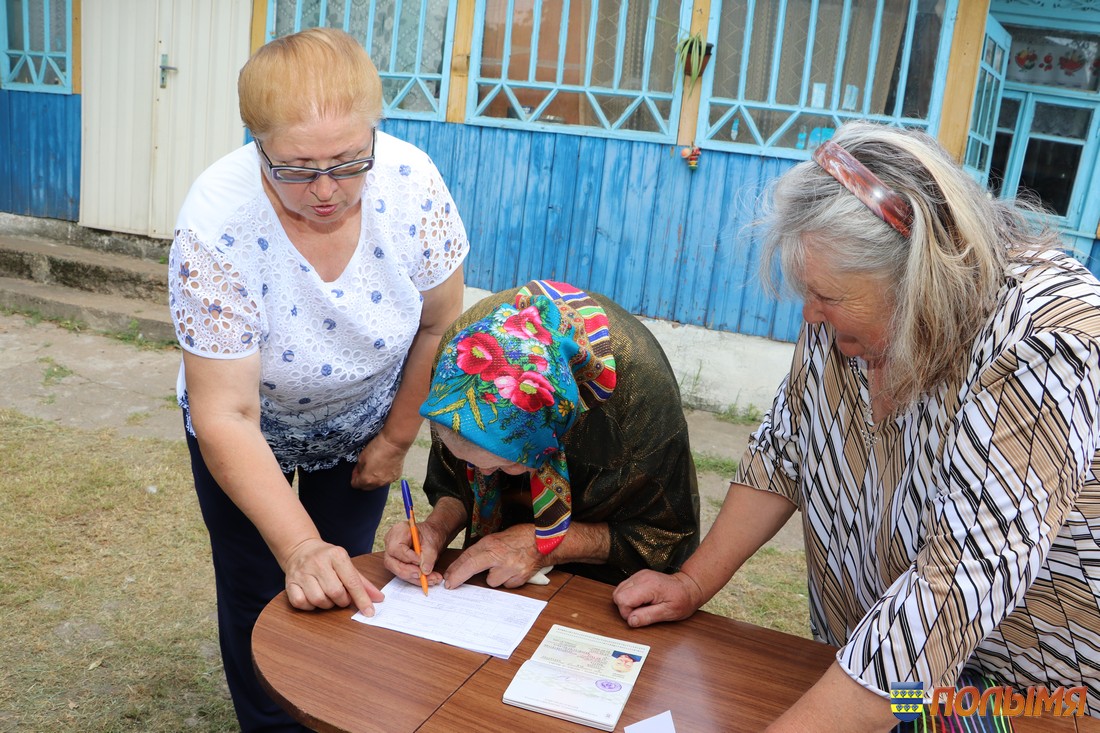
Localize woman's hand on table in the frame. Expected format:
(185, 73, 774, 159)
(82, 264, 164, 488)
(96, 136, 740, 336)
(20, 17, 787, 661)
(351, 433, 408, 490)
(612, 569, 706, 627)
(382, 513, 449, 587)
(283, 537, 385, 614)
(443, 524, 545, 589)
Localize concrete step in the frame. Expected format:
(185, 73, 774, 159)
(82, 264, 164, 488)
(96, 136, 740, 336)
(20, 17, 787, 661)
(0, 275, 175, 343)
(0, 234, 167, 304)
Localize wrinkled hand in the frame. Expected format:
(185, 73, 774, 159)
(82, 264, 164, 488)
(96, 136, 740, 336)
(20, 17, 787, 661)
(611, 570, 704, 628)
(444, 524, 544, 589)
(282, 538, 385, 614)
(351, 434, 408, 490)
(381, 518, 448, 588)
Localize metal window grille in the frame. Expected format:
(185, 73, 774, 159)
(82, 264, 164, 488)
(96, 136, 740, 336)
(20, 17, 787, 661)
(702, 0, 954, 156)
(269, 0, 456, 120)
(0, 0, 72, 94)
(468, 0, 685, 140)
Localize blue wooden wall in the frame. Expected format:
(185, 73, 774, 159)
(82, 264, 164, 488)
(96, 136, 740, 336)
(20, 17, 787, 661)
(0, 89, 81, 222)
(3, 102, 1095, 346)
(383, 118, 806, 342)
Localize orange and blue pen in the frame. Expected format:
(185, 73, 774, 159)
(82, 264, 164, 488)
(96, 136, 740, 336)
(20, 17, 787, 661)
(400, 479, 430, 596)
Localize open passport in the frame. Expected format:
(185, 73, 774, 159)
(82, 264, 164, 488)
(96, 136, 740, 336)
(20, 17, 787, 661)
(503, 624, 650, 731)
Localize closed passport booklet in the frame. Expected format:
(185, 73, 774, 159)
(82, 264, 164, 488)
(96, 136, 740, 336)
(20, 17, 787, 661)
(503, 624, 650, 731)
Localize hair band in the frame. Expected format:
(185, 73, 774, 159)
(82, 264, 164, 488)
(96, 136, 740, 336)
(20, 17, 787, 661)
(812, 140, 913, 238)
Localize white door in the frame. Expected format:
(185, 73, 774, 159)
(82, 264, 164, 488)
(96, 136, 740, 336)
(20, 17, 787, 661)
(80, 0, 253, 238)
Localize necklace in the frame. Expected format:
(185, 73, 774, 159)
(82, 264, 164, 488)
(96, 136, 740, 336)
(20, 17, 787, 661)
(848, 358, 879, 449)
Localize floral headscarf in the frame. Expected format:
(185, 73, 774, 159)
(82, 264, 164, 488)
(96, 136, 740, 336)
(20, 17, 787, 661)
(420, 280, 616, 554)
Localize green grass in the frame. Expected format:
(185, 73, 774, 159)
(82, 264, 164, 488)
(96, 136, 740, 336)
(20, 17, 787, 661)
(692, 451, 738, 476)
(1, 307, 178, 352)
(701, 547, 810, 636)
(37, 356, 73, 385)
(0, 410, 237, 732)
(716, 402, 764, 425)
(106, 319, 179, 351)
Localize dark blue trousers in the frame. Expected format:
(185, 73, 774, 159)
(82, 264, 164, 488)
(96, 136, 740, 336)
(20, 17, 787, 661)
(186, 429, 389, 732)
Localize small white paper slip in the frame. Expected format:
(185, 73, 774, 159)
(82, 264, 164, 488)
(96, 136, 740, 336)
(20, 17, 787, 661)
(625, 710, 676, 733)
(351, 577, 546, 659)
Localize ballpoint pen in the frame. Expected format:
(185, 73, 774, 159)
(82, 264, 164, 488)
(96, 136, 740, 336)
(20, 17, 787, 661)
(400, 479, 430, 596)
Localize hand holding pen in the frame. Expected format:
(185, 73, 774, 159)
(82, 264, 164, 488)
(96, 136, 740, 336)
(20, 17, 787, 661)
(400, 479, 430, 596)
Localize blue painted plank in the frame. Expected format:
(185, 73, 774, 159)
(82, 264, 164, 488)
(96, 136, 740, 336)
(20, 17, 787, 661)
(589, 139, 631, 297)
(562, 136, 606, 290)
(677, 152, 728, 327)
(539, 133, 580, 283)
(640, 147, 687, 321)
(708, 153, 770, 332)
(772, 296, 804, 342)
(0, 89, 80, 220)
(614, 141, 662, 314)
(740, 156, 796, 338)
(516, 131, 555, 283)
(62, 93, 80, 220)
(466, 127, 510, 291)
(0, 91, 13, 212)
(702, 152, 743, 332)
(381, 117, 409, 140)
(704, 155, 743, 332)
(422, 121, 461, 192)
(490, 131, 532, 290)
(30, 93, 50, 216)
(441, 126, 487, 286)
(11, 93, 33, 215)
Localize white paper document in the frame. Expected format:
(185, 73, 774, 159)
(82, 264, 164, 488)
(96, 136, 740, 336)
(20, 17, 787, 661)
(625, 710, 676, 733)
(351, 577, 546, 659)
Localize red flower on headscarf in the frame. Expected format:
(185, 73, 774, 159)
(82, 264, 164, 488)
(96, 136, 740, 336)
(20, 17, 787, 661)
(529, 354, 549, 372)
(456, 333, 507, 378)
(494, 371, 556, 412)
(503, 306, 553, 344)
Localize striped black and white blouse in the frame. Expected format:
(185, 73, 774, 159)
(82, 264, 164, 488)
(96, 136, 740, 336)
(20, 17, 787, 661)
(735, 250, 1100, 715)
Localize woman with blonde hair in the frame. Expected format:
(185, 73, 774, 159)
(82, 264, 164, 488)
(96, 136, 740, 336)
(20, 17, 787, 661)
(614, 121, 1100, 729)
(169, 27, 466, 730)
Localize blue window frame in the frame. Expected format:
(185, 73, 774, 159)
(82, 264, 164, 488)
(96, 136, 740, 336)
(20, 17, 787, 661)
(699, 0, 956, 157)
(1, 0, 72, 94)
(988, 10, 1100, 256)
(268, 0, 457, 120)
(468, 0, 686, 140)
(990, 90, 1100, 255)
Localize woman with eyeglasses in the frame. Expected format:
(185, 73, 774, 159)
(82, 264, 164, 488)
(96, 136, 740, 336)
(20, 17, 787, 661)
(613, 121, 1100, 729)
(167, 27, 466, 731)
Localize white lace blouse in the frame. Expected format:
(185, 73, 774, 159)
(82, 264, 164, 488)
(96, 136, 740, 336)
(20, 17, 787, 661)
(168, 131, 468, 471)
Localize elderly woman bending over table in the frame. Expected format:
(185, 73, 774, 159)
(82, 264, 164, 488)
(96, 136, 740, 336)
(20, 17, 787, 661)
(613, 121, 1100, 730)
(384, 280, 700, 589)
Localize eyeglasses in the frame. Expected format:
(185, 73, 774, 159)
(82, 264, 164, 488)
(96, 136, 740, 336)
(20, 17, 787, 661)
(256, 128, 376, 183)
(812, 139, 913, 238)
